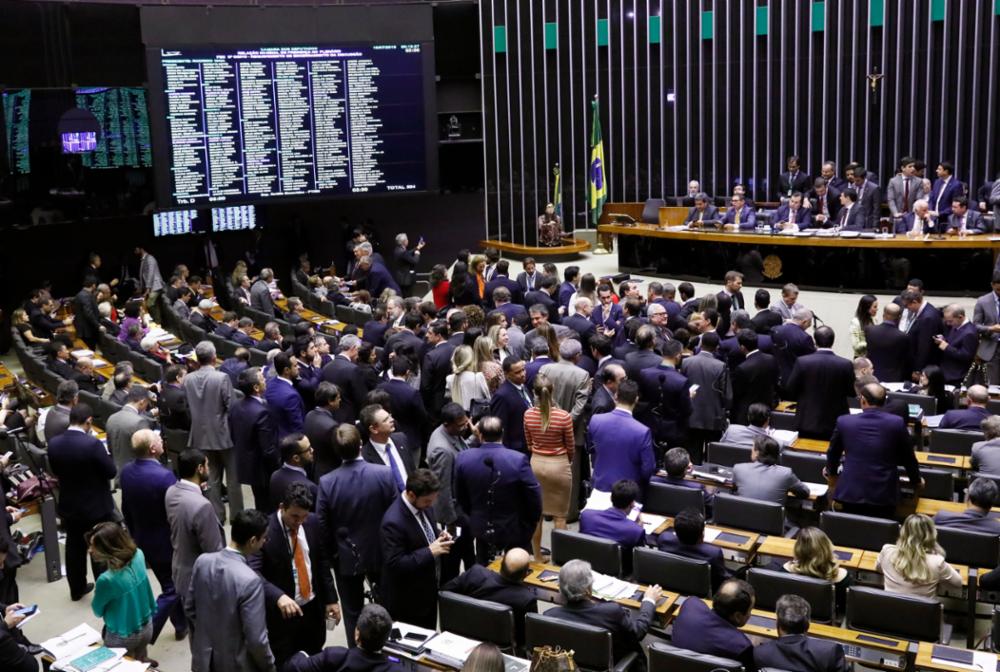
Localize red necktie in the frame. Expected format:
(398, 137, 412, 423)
(291, 531, 312, 601)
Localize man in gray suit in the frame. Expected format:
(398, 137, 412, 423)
(187, 509, 276, 672)
(43, 380, 78, 444)
(184, 341, 242, 522)
(681, 332, 731, 461)
(973, 272, 1000, 384)
(539, 339, 593, 439)
(251, 268, 279, 318)
(426, 402, 473, 582)
(733, 436, 809, 506)
(886, 157, 925, 220)
(166, 449, 224, 643)
(105, 385, 153, 482)
(135, 245, 165, 324)
(972, 416, 1000, 475)
(720, 403, 789, 448)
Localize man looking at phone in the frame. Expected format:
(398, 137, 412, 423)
(393, 233, 425, 297)
(0, 575, 38, 672)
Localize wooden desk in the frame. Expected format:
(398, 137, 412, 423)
(0, 363, 17, 390)
(208, 306, 267, 340)
(755, 536, 864, 571)
(915, 499, 1000, 517)
(790, 438, 969, 472)
(913, 642, 1000, 672)
(274, 298, 359, 337)
(650, 517, 759, 556)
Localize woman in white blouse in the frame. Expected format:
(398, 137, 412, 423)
(877, 514, 962, 600)
(445, 345, 490, 412)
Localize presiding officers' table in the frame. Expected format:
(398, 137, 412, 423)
(599, 221, 1000, 292)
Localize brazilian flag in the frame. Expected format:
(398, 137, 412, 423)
(589, 98, 607, 225)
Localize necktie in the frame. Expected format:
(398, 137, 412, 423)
(418, 510, 436, 544)
(914, 218, 923, 235)
(386, 444, 405, 491)
(290, 531, 312, 601)
(819, 195, 825, 215)
(788, 209, 795, 225)
(960, 215, 966, 233)
(935, 179, 948, 211)
(903, 178, 910, 212)
(520, 385, 533, 408)
(698, 210, 703, 222)
(735, 209, 741, 225)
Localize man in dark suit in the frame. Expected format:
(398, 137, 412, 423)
(546, 559, 661, 663)
(305, 382, 342, 481)
(47, 341, 76, 380)
(754, 595, 849, 672)
(525, 342, 554, 388)
(47, 404, 117, 600)
(563, 297, 597, 347)
(826, 383, 923, 519)
(592, 285, 625, 340)
(590, 380, 658, 494)
(933, 477, 1000, 535)
(489, 358, 532, 454)
(120, 429, 186, 642)
(321, 335, 369, 424)
(558, 265, 581, 311)
(778, 155, 811, 198)
(927, 161, 964, 225)
(270, 434, 318, 512)
(945, 196, 987, 235)
(73, 280, 103, 350)
(651, 448, 713, 510)
(380, 313, 424, 369)
(865, 303, 913, 382)
(159, 365, 191, 431)
(805, 178, 841, 227)
(381, 469, 453, 629)
(772, 192, 813, 231)
(484, 261, 523, 308)
(655, 508, 730, 589)
(283, 604, 399, 672)
(249, 482, 339, 666)
(636, 344, 691, 449)
(900, 289, 944, 378)
(937, 304, 978, 384)
(591, 364, 625, 417)
(623, 325, 662, 381)
(492, 287, 528, 327)
(421, 321, 456, 422)
(835, 188, 866, 230)
(357, 256, 401, 298)
(231, 367, 279, 512)
(731, 330, 779, 425)
(684, 193, 721, 226)
(579, 480, 646, 574)
(671, 579, 755, 669)
(750, 290, 783, 335)
(524, 278, 561, 324)
(940, 385, 991, 430)
(360, 404, 417, 492)
(722, 194, 756, 231)
(850, 165, 882, 229)
(785, 327, 856, 440)
(266, 352, 306, 442)
(316, 425, 398, 647)
(362, 309, 390, 347)
(375, 358, 428, 451)
(455, 416, 542, 563)
(515, 257, 541, 295)
(771, 309, 816, 386)
(442, 548, 538, 645)
(392, 233, 424, 296)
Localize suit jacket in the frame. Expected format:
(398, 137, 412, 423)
(805, 186, 842, 225)
(928, 176, 964, 220)
(251, 280, 278, 317)
(362, 433, 417, 476)
(317, 459, 398, 577)
(681, 351, 731, 432)
(655, 532, 729, 590)
(579, 508, 646, 553)
(591, 301, 625, 336)
(771, 323, 816, 385)
(865, 321, 913, 382)
(380, 497, 439, 628)
(754, 634, 849, 672)
(591, 384, 617, 416)
(636, 365, 691, 446)
(907, 303, 944, 373)
(362, 320, 390, 347)
(974, 292, 1000, 361)
(47, 429, 116, 522)
(671, 597, 754, 670)
(972, 438, 1000, 474)
(284, 647, 401, 672)
(515, 270, 542, 294)
(159, 383, 191, 431)
(547, 599, 655, 662)
(305, 407, 341, 480)
(894, 212, 942, 236)
(265, 377, 305, 441)
(563, 313, 597, 347)
(837, 203, 866, 231)
(939, 321, 978, 383)
(771, 204, 813, 230)
(886, 174, 926, 216)
(785, 350, 856, 439)
(827, 408, 921, 507)
(269, 465, 317, 512)
(733, 461, 808, 505)
(187, 548, 277, 672)
(184, 366, 234, 451)
(523, 291, 560, 324)
(719, 424, 779, 448)
(73, 288, 102, 340)
(946, 210, 986, 234)
(751, 309, 783, 335)
(105, 406, 152, 475)
(485, 275, 524, 308)
(0, 618, 37, 672)
(43, 404, 72, 444)
(376, 378, 428, 449)
(779, 171, 812, 196)
(321, 356, 369, 424)
(381, 330, 424, 368)
(421, 342, 457, 419)
(731, 352, 779, 425)
(393, 245, 420, 288)
(361, 262, 401, 297)
(684, 204, 721, 225)
(455, 443, 542, 552)
(165, 480, 225, 600)
(230, 396, 279, 487)
(722, 205, 757, 231)
(426, 425, 470, 525)
(624, 349, 662, 382)
(121, 458, 177, 566)
(442, 564, 538, 645)
(539, 361, 592, 439)
(139, 252, 165, 293)
(939, 406, 990, 431)
(933, 508, 1000, 535)
(854, 180, 882, 229)
(496, 302, 529, 329)
(489, 381, 532, 454)
(587, 409, 656, 494)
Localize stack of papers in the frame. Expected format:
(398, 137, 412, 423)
(71, 350, 94, 359)
(640, 513, 668, 534)
(41, 623, 101, 661)
(703, 527, 723, 543)
(771, 429, 799, 445)
(423, 632, 482, 668)
(805, 483, 829, 497)
(591, 571, 638, 601)
(385, 621, 436, 655)
(583, 490, 613, 511)
(925, 414, 945, 428)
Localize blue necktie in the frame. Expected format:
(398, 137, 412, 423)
(386, 443, 405, 492)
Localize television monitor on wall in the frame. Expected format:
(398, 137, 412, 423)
(211, 204, 256, 232)
(153, 208, 204, 236)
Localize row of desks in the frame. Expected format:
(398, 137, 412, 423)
(790, 437, 973, 472)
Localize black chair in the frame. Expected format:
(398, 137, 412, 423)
(908, 467, 954, 501)
(888, 391, 937, 417)
(706, 442, 752, 468)
(644, 482, 705, 517)
(551, 530, 622, 577)
(769, 411, 797, 431)
(632, 548, 712, 598)
(846, 586, 945, 642)
(335, 305, 353, 324)
(438, 591, 516, 652)
(936, 527, 1000, 568)
(780, 451, 827, 483)
(647, 643, 743, 672)
(746, 568, 836, 623)
(640, 198, 666, 224)
(930, 429, 984, 456)
(820, 511, 899, 551)
(713, 493, 784, 535)
(525, 613, 637, 672)
(987, 399, 1000, 416)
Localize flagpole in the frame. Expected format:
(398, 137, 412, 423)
(590, 94, 610, 254)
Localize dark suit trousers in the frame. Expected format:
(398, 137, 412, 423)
(440, 514, 475, 584)
(837, 501, 898, 521)
(685, 428, 721, 465)
(250, 477, 275, 514)
(269, 598, 327, 665)
(149, 558, 186, 642)
(64, 517, 112, 597)
(334, 572, 367, 648)
(79, 335, 99, 350)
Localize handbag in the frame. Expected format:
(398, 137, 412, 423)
(469, 397, 491, 422)
(530, 646, 577, 672)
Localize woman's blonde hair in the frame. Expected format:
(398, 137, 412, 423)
(892, 514, 944, 583)
(533, 373, 555, 431)
(87, 522, 137, 570)
(487, 324, 506, 350)
(791, 527, 840, 581)
(535, 323, 561, 362)
(12, 308, 28, 325)
(473, 336, 494, 369)
(450, 345, 478, 401)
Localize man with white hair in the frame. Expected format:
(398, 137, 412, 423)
(546, 559, 661, 662)
(393, 233, 425, 296)
(183, 341, 241, 522)
(356, 255, 400, 298)
(320, 334, 369, 424)
(105, 385, 154, 481)
(895, 199, 937, 236)
(972, 416, 1000, 475)
(563, 296, 597, 346)
(385, 295, 405, 328)
(189, 298, 218, 331)
(251, 268, 279, 317)
(72, 357, 101, 394)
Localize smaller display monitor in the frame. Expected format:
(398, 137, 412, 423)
(211, 205, 256, 233)
(153, 209, 200, 237)
(62, 131, 97, 153)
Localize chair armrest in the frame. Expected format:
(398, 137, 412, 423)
(613, 651, 640, 672)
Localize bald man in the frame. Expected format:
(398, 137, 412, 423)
(672, 579, 755, 669)
(864, 303, 913, 383)
(443, 548, 538, 645)
(940, 385, 992, 431)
